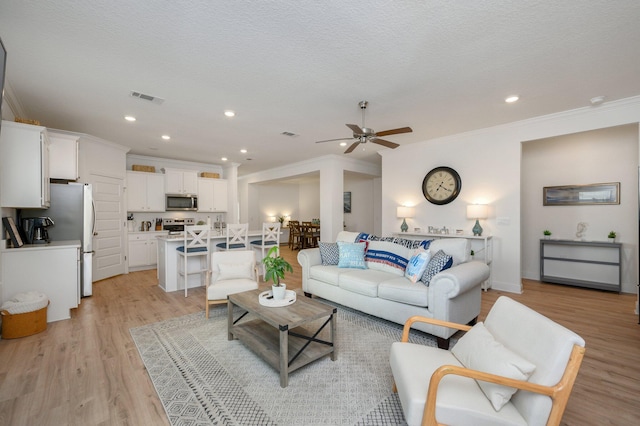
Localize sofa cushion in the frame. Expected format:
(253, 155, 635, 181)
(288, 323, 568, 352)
(318, 241, 340, 265)
(378, 276, 429, 307)
(338, 269, 394, 297)
(429, 238, 470, 266)
(421, 249, 453, 285)
(309, 264, 341, 286)
(337, 241, 367, 269)
(404, 249, 431, 283)
(452, 322, 536, 411)
(365, 240, 413, 276)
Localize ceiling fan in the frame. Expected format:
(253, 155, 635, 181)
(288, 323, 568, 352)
(316, 100, 412, 153)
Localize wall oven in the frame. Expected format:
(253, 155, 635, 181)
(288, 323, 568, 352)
(166, 194, 198, 211)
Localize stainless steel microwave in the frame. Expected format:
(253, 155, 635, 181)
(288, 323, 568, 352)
(166, 194, 198, 211)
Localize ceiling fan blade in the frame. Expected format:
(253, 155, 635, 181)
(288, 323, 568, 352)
(370, 138, 400, 149)
(344, 141, 361, 154)
(346, 123, 363, 134)
(316, 137, 355, 143)
(375, 127, 413, 137)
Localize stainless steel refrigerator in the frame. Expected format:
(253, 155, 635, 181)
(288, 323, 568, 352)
(21, 182, 95, 296)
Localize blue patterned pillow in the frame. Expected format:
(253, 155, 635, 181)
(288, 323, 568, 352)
(337, 242, 367, 269)
(319, 242, 340, 265)
(420, 249, 453, 286)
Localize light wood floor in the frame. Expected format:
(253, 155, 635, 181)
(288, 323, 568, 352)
(0, 246, 638, 425)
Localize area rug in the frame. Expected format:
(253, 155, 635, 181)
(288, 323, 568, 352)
(130, 301, 439, 425)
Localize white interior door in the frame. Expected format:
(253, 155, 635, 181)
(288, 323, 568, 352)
(90, 174, 126, 281)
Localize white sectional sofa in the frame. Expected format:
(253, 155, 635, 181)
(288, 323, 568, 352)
(297, 231, 490, 348)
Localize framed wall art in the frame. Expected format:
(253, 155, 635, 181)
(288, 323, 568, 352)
(343, 192, 352, 213)
(543, 182, 620, 206)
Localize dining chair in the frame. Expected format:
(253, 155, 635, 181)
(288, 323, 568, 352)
(215, 223, 249, 251)
(301, 221, 319, 249)
(250, 222, 281, 280)
(176, 225, 211, 297)
(288, 220, 302, 250)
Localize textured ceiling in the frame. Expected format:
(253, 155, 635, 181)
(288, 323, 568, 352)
(1, 1, 640, 176)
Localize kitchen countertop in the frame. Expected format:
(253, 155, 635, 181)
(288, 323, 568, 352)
(1, 239, 81, 252)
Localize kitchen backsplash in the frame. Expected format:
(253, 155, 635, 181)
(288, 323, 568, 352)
(128, 211, 227, 230)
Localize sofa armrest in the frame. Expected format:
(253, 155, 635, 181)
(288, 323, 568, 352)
(297, 248, 322, 292)
(429, 261, 490, 299)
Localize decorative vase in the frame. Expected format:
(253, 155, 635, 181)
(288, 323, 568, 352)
(272, 283, 287, 300)
(400, 218, 408, 233)
(608, 237, 615, 243)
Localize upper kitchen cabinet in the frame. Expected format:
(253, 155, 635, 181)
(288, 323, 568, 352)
(197, 177, 228, 212)
(164, 168, 198, 194)
(126, 171, 165, 212)
(48, 131, 79, 180)
(0, 120, 50, 208)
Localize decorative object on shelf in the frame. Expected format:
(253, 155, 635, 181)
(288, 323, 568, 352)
(262, 246, 293, 300)
(466, 204, 488, 236)
(543, 229, 552, 239)
(543, 182, 620, 206)
(277, 215, 285, 225)
(344, 191, 352, 213)
(200, 172, 220, 178)
(131, 164, 156, 173)
(575, 222, 588, 240)
(608, 231, 616, 243)
(422, 166, 461, 205)
(396, 206, 415, 233)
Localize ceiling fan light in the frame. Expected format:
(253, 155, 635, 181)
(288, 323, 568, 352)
(505, 95, 519, 103)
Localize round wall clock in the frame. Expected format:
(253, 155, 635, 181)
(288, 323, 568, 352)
(422, 166, 462, 205)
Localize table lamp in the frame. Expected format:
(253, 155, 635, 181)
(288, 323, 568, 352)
(466, 204, 488, 236)
(396, 206, 415, 233)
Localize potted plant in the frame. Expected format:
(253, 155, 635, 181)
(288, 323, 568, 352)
(608, 231, 616, 243)
(262, 246, 293, 300)
(277, 215, 285, 225)
(470, 249, 475, 260)
(543, 230, 552, 239)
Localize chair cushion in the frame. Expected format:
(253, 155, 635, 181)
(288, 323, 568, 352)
(420, 249, 453, 285)
(176, 245, 208, 253)
(250, 240, 277, 246)
(216, 242, 247, 249)
(337, 241, 367, 269)
(318, 241, 340, 265)
(452, 322, 536, 411)
(207, 279, 258, 300)
(217, 262, 254, 280)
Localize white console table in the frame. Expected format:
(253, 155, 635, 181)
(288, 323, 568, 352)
(395, 232, 493, 290)
(539, 239, 621, 293)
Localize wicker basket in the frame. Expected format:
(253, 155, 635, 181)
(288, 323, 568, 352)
(14, 117, 41, 126)
(1, 302, 49, 339)
(200, 172, 220, 178)
(132, 165, 156, 173)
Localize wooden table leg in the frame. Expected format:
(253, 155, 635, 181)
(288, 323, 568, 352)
(279, 325, 289, 387)
(330, 310, 337, 361)
(227, 299, 234, 341)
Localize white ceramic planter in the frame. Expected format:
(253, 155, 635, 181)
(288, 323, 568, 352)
(272, 284, 287, 300)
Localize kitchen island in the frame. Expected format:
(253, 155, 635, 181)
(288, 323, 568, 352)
(156, 231, 263, 293)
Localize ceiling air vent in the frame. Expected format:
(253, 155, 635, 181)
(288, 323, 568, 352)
(281, 131, 298, 137)
(130, 91, 165, 105)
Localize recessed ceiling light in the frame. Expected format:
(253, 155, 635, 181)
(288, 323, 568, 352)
(505, 95, 519, 103)
(161, 135, 170, 140)
(221, 157, 228, 161)
(240, 149, 247, 154)
(124, 115, 136, 122)
(339, 142, 347, 147)
(224, 110, 235, 117)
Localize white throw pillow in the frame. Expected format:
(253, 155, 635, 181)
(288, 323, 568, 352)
(451, 322, 536, 411)
(217, 262, 254, 280)
(404, 249, 431, 283)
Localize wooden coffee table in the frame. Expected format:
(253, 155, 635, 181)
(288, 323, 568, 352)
(227, 288, 337, 387)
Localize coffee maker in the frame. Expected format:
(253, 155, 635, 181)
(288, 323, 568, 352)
(22, 217, 55, 244)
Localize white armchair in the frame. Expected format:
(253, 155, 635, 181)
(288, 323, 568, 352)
(205, 250, 259, 318)
(390, 296, 585, 426)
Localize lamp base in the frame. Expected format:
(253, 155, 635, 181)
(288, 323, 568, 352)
(472, 219, 483, 236)
(400, 218, 408, 232)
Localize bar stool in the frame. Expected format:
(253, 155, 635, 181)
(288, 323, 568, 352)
(177, 225, 211, 297)
(215, 223, 249, 251)
(250, 222, 281, 280)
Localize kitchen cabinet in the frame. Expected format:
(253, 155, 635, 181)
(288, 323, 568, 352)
(164, 168, 198, 194)
(49, 131, 79, 180)
(0, 120, 50, 208)
(126, 171, 165, 212)
(128, 232, 164, 270)
(197, 178, 228, 212)
(1, 241, 80, 322)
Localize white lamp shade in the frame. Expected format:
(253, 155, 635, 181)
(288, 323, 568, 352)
(396, 206, 415, 218)
(466, 204, 488, 219)
(268, 216, 276, 223)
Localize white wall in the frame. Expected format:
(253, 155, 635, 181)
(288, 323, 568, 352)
(298, 180, 320, 221)
(344, 173, 376, 234)
(381, 96, 640, 297)
(521, 124, 638, 293)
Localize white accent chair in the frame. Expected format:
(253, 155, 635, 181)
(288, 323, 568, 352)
(250, 222, 281, 280)
(205, 250, 259, 318)
(390, 296, 586, 426)
(176, 225, 211, 297)
(215, 223, 249, 251)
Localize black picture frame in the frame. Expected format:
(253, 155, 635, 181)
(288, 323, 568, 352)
(344, 192, 352, 213)
(2, 217, 24, 248)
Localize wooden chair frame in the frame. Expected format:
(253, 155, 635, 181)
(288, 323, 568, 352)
(177, 225, 211, 297)
(217, 223, 249, 251)
(394, 315, 586, 426)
